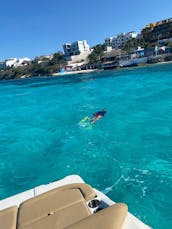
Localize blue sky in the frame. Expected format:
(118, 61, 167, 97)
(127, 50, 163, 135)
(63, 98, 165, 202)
(0, 0, 172, 60)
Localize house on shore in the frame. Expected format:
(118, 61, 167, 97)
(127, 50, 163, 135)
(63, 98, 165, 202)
(63, 40, 92, 71)
(101, 49, 128, 69)
(63, 40, 90, 56)
(101, 47, 148, 69)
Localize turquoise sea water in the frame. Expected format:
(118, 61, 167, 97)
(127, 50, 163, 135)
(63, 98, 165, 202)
(0, 63, 172, 228)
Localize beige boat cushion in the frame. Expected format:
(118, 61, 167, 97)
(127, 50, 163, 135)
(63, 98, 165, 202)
(0, 206, 18, 229)
(66, 203, 128, 229)
(17, 188, 91, 229)
(54, 183, 96, 201)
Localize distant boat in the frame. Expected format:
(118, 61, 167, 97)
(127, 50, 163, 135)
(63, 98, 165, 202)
(119, 57, 148, 67)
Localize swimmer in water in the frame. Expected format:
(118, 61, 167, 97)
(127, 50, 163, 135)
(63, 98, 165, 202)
(90, 109, 107, 124)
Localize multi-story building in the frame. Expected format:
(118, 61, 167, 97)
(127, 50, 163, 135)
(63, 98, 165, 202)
(105, 31, 138, 49)
(104, 37, 113, 46)
(141, 18, 172, 42)
(63, 40, 90, 57)
(112, 33, 125, 49)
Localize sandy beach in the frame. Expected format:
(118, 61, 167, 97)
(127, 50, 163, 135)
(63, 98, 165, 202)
(51, 60, 172, 78)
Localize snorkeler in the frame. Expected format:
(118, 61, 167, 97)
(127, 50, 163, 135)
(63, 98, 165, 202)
(90, 109, 107, 124)
(79, 109, 107, 129)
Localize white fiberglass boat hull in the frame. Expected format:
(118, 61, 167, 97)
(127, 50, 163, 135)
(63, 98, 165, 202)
(0, 175, 151, 229)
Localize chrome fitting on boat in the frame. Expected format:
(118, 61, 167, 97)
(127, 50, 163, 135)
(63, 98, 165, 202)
(87, 197, 100, 213)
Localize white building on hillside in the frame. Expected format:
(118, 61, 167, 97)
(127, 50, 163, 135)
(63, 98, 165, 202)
(5, 58, 18, 68)
(17, 58, 31, 66)
(63, 40, 90, 57)
(5, 57, 31, 68)
(105, 31, 138, 49)
(35, 55, 53, 64)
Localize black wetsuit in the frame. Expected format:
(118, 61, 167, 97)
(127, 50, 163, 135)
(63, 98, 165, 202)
(93, 110, 106, 118)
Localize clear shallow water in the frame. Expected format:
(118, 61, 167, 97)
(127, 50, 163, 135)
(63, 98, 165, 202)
(0, 63, 172, 228)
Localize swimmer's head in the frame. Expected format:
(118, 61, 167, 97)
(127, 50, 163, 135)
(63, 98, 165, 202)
(102, 109, 107, 115)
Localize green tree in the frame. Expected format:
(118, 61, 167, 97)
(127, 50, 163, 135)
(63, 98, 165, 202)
(50, 52, 66, 67)
(0, 51, 67, 80)
(122, 38, 148, 51)
(88, 44, 105, 65)
(166, 41, 172, 49)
